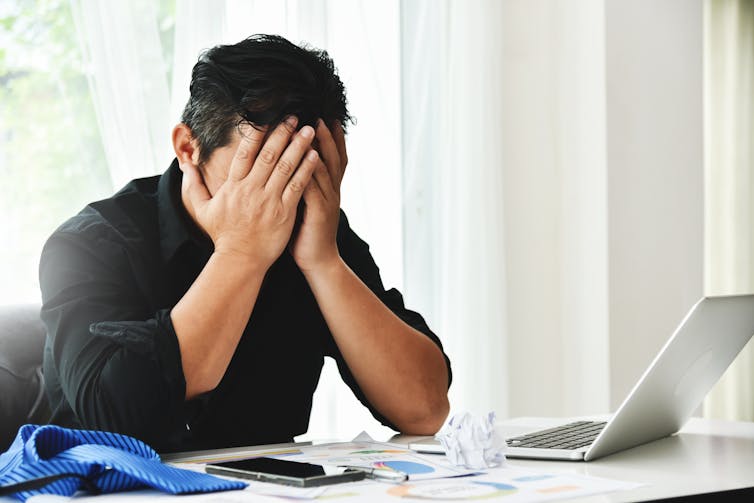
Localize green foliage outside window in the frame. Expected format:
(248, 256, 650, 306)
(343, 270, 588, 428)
(0, 0, 175, 302)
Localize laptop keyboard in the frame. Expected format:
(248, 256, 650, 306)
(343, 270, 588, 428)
(506, 421, 607, 450)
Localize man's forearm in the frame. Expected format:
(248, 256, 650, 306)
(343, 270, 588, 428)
(303, 257, 450, 434)
(171, 251, 266, 399)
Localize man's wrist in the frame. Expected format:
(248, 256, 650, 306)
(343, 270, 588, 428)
(299, 253, 347, 283)
(211, 248, 270, 277)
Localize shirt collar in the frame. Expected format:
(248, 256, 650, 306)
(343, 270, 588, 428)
(157, 159, 210, 263)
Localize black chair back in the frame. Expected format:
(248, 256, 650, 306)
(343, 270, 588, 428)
(0, 304, 51, 451)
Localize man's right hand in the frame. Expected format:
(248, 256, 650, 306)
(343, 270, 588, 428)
(179, 116, 319, 270)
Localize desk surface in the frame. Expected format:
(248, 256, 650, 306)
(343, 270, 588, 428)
(2, 417, 750, 502)
(391, 417, 754, 502)
(165, 416, 754, 502)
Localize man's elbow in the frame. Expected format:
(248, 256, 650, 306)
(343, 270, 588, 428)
(397, 394, 450, 436)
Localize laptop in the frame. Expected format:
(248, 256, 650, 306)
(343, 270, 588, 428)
(409, 294, 754, 461)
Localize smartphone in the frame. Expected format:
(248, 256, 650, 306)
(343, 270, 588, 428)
(205, 457, 365, 487)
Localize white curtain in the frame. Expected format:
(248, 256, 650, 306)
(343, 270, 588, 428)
(401, 0, 509, 418)
(402, 0, 613, 420)
(703, 0, 754, 421)
(70, 0, 172, 189)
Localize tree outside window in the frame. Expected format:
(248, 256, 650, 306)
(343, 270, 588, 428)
(0, 0, 174, 303)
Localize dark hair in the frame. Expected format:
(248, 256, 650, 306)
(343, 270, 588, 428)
(181, 34, 352, 166)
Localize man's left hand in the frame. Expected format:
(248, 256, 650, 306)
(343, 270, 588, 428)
(289, 119, 348, 272)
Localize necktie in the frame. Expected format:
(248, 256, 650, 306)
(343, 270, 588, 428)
(0, 424, 246, 501)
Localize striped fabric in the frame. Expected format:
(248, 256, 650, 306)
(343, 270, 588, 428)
(0, 424, 246, 501)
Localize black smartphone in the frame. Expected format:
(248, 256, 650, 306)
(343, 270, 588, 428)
(205, 456, 365, 487)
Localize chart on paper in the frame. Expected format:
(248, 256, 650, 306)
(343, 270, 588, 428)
(317, 468, 642, 502)
(269, 441, 478, 481)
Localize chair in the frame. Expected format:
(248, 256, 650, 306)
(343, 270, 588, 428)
(0, 304, 51, 451)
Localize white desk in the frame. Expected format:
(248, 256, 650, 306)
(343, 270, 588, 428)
(7, 417, 751, 502)
(164, 417, 754, 501)
(392, 417, 754, 502)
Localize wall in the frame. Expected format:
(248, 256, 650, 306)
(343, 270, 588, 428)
(605, 0, 705, 410)
(501, 0, 704, 417)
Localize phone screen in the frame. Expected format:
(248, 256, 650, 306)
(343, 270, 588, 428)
(212, 457, 327, 477)
(205, 456, 365, 487)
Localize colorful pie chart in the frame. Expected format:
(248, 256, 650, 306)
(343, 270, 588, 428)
(375, 460, 436, 475)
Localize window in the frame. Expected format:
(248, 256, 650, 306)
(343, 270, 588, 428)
(0, 0, 175, 303)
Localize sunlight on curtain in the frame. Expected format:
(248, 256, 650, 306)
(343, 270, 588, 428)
(703, 0, 754, 421)
(169, 0, 226, 125)
(0, 0, 112, 304)
(70, 0, 172, 188)
(402, 0, 508, 418)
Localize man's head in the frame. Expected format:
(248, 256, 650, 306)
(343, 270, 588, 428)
(179, 34, 352, 167)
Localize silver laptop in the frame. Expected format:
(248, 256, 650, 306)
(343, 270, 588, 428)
(410, 294, 754, 461)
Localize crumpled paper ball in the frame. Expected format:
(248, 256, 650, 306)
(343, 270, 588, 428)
(435, 411, 506, 469)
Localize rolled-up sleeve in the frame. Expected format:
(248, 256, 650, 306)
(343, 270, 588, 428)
(328, 212, 452, 430)
(39, 227, 186, 447)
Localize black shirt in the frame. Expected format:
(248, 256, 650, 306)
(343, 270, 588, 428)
(39, 160, 451, 453)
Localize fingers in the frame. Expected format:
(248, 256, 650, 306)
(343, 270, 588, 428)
(301, 176, 326, 212)
(263, 124, 316, 194)
(180, 162, 211, 211)
(282, 149, 320, 207)
(247, 116, 306, 186)
(315, 119, 342, 188)
(332, 120, 348, 172)
(310, 158, 336, 201)
(228, 123, 267, 181)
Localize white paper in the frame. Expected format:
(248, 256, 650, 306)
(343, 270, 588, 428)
(316, 465, 643, 502)
(351, 430, 376, 443)
(26, 462, 643, 503)
(436, 411, 506, 469)
(270, 439, 479, 481)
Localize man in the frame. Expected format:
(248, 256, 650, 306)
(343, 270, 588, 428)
(39, 34, 451, 452)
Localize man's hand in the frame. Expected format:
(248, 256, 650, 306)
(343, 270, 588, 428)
(181, 117, 320, 271)
(289, 120, 348, 272)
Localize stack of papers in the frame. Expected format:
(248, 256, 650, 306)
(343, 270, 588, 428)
(26, 437, 642, 502)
